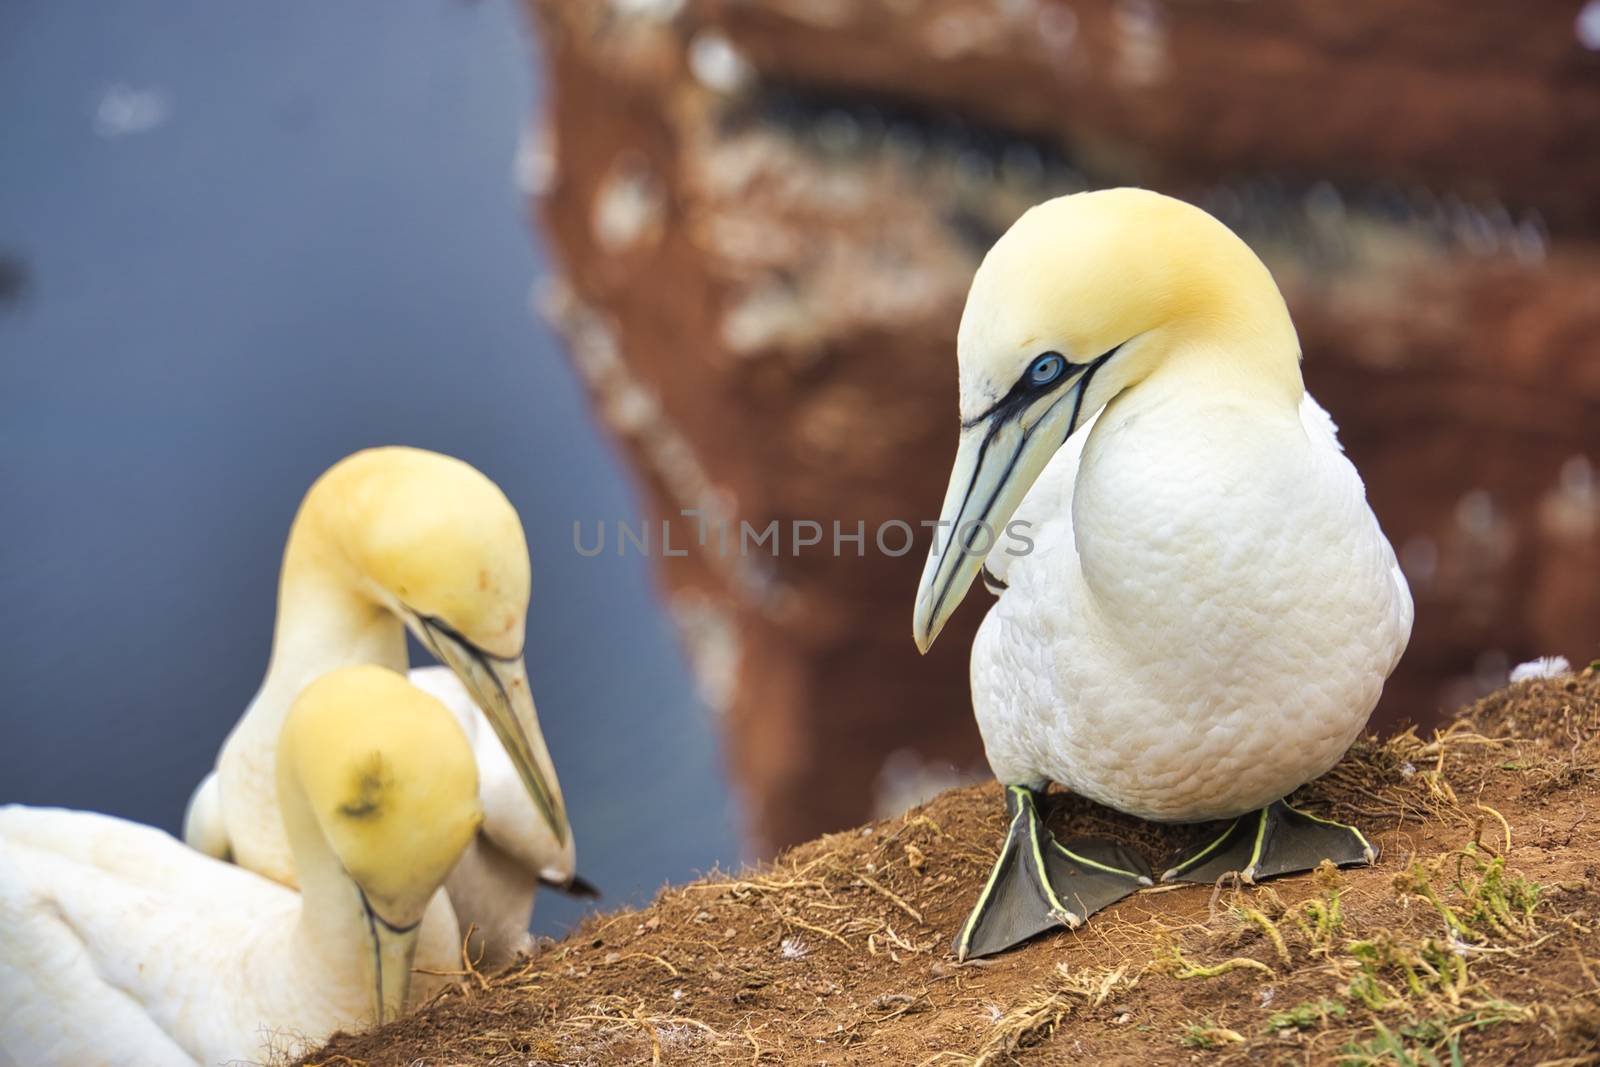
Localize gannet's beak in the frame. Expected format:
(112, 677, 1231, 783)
(405, 613, 570, 850)
(358, 891, 422, 1025)
(913, 362, 1103, 652)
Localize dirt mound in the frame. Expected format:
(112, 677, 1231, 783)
(305, 668, 1600, 1065)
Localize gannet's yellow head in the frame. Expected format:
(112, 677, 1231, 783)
(279, 665, 482, 1023)
(291, 447, 572, 864)
(913, 189, 1303, 651)
(303, 447, 530, 656)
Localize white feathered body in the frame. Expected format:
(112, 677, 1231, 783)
(974, 387, 1412, 823)
(0, 807, 459, 1067)
(409, 666, 543, 966)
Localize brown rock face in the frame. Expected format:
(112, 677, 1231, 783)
(522, 0, 1600, 852)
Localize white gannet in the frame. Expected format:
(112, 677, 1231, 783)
(912, 189, 1413, 960)
(183, 447, 585, 967)
(407, 665, 594, 967)
(0, 665, 483, 1067)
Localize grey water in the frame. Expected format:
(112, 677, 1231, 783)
(0, 0, 741, 936)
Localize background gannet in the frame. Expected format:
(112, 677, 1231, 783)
(912, 188, 1413, 960)
(0, 665, 482, 1067)
(184, 447, 583, 965)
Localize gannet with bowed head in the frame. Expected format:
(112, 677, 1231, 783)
(0, 666, 483, 1067)
(184, 447, 583, 964)
(912, 189, 1412, 960)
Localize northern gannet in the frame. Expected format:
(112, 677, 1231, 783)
(184, 447, 584, 967)
(0, 665, 483, 1067)
(912, 189, 1413, 960)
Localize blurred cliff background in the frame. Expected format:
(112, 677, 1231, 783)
(2, 1, 1597, 932)
(517, 0, 1600, 853)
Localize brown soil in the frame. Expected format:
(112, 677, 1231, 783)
(304, 669, 1600, 1066)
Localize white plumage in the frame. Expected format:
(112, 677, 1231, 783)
(0, 810, 444, 1067)
(0, 667, 481, 1067)
(913, 188, 1415, 959)
(972, 391, 1411, 822)
(409, 665, 546, 963)
(906, 190, 1421, 962)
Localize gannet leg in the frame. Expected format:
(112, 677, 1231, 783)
(1159, 801, 1378, 885)
(953, 785, 1153, 961)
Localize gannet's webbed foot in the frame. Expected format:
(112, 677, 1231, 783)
(953, 785, 1153, 961)
(1160, 800, 1378, 885)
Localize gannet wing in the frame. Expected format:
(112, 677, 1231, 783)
(180, 772, 231, 862)
(0, 839, 200, 1066)
(1298, 391, 1345, 453)
(0, 807, 276, 910)
(1301, 391, 1414, 666)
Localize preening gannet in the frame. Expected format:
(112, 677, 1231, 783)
(0, 666, 483, 1067)
(912, 189, 1413, 960)
(184, 447, 585, 966)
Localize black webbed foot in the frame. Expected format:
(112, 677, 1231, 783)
(1160, 800, 1377, 885)
(954, 786, 1151, 961)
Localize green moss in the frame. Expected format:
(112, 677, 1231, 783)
(1338, 1020, 1464, 1067)
(1179, 1021, 1244, 1050)
(1450, 846, 1540, 936)
(1265, 997, 1346, 1032)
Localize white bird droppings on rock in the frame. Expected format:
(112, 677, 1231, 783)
(1036, 3, 1080, 60)
(670, 592, 741, 718)
(1456, 489, 1498, 538)
(688, 32, 755, 94)
(1112, 0, 1169, 87)
(611, 0, 685, 21)
(1541, 454, 1598, 539)
(514, 123, 557, 197)
(592, 155, 666, 252)
(1399, 535, 1439, 590)
(721, 282, 811, 356)
(923, 9, 1005, 59)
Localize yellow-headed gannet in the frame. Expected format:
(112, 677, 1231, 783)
(912, 189, 1412, 960)
(184, 447, 589, 968)
(0, 665, 483, 1066)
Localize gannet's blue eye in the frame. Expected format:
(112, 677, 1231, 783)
(1027, 353, 1066, 387)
